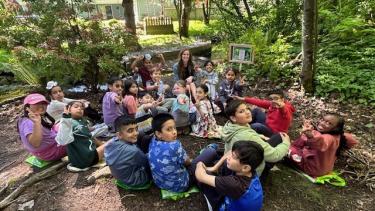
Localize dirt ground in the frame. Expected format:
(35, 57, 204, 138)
(0, 78, 374, 211)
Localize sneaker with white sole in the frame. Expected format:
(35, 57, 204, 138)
(67, 163, 90, 172)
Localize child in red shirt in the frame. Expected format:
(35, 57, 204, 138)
(288, 114, 358, 177)
(234, 89, 295, 137)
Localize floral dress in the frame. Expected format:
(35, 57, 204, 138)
(191, 100, 222, 138)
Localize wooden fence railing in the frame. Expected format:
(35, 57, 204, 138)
(144, 16, 174, 35)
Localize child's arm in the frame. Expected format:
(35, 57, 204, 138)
(155, 53, 166, 67)
(218, 82, 227, 104)
(243, 97, 272, 109)
(207, 72, 219, 85)
(205, 150, 231, 173)
(195, 162, 216, 187)
(55, 107, 75, 145)
(113, 93, 122, 104)
(146, 81, 158, 91)
(130, 55, 143, 71)
(26, 108, 43, 148)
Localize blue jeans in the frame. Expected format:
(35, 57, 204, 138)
(251, 108, 273, 137)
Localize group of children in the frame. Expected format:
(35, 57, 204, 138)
(16, 49, 359, 211)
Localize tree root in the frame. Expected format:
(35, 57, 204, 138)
(0, 162, 65, 209)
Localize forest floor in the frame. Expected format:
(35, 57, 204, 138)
(0, 75, 374, 211)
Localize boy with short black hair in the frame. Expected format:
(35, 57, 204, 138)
(104, 116, 151, 187)
(148, 113, 218, 192)
(234, 88, 295, 136)
(195, 141, 264, 211)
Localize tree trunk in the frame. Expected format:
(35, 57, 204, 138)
(122, 0, 136, 35)
(202, 0, 210, 25)
(301, 0, 316, 93)
(180, 0, 192, 37)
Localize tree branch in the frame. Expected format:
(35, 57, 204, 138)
(0, 162, 65, 209)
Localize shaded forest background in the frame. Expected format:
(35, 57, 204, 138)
(0, 0, 374, 105)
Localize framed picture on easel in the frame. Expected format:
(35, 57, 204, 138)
(228, 44, 255, 64)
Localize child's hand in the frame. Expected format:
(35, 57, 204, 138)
(63, 105, 71, 115)
(302, 119, 314, 132)
(178, 96, 186, 104)
(114, 95, 122, 104)
(274, 100, 285, 108)
(231, 95, 245, 101)
(280, 132, 291, 145)
(259, 134, 270, 141)
(186, 76, 193, 84)
(26, 108, 41, 124)
(202, 79, 208, 84)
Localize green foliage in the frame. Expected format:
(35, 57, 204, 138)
(236, 29, 297, 83)
(316, 17, 375, 105)
(0, 49, 39, 85)
(0, 0, 139, 89)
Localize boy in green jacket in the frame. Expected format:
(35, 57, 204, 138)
(221, 100, 290, 176)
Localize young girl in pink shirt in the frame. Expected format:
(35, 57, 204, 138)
(288, 114, 358, 177)
(17, 94, 66, 161)
(122, 79, 139, 118)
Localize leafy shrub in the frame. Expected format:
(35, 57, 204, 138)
(1, 0, 139, 91)
(316, 17, 375, 105)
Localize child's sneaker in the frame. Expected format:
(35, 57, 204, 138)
(67, 163, 90, 172)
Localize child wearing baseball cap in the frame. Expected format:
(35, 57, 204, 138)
(17, 93, 66, 161)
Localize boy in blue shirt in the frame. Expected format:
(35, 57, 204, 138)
(105, 116, 151, 187)
(195, 141, 264, 211)
(148, 113, 218, 192)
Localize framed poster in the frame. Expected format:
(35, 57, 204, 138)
(228, 44, 254, 64)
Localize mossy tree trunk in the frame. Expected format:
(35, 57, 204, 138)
(301, 0, 317, 93)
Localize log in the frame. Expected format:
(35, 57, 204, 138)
(0, 162, 65, 209)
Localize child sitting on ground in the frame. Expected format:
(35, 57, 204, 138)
(105, 116, 151, 187)
(171, 80, 191, 134)
(18, 94, 66, 161)
(146, 67, 170, 100)
(148, 113, 219, 193)
(56, 101, 106, 171)
(122, 79, 138, 118)
(195, 141, 264, 211)
(234, 89, 295, 137)
(219, 67, 245, 109)
(46, 81, 101, 123)
(222, 99, 291, 177)
(202, 61, 219, 101)
(287, 114, 358, 177)
(191, 84, 221, 139)
(131, 53, 166, 87)
(135, 92, 167, 135)
(103, 77, 124, 132)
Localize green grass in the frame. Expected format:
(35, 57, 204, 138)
(138, 34, 195, 48)
(139, 20, 218, 47)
